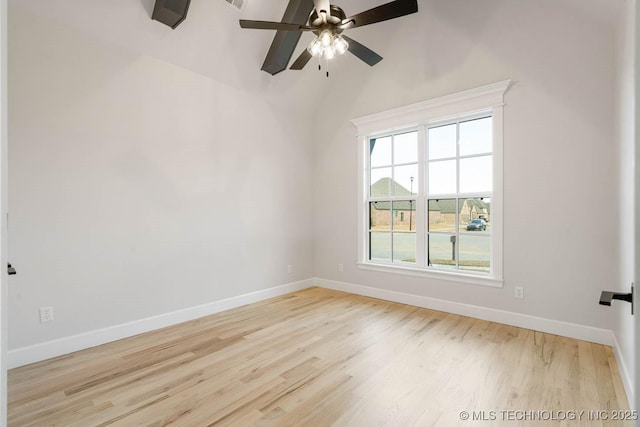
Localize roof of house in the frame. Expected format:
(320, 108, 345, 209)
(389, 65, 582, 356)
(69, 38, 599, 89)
(370, 178, 414, 211)
(370, 178, 490, 214)
(429, 198, 491, 214)
(370, 177, 412, 197)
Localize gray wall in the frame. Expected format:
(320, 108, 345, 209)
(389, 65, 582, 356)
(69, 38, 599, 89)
(8, 2, 315, 349)
(313, 0, 620, 336)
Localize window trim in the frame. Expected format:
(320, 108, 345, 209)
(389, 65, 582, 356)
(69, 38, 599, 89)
(352, 81, 511, 287)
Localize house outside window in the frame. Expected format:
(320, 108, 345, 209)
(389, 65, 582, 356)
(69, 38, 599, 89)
(352, 81, 510, 287)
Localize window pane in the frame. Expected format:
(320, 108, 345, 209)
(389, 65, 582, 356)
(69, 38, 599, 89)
(370, 202, 391, 230)
(392, 201, 416, 231)
(370, 232, 391, 261)
(393, 164, 418, 196)
(459, 235, 490, 273)
(428, 124, 456, 160)
(393, 232, 416, 263)
(394, 131, 418, 164)
(428, 234, 457, 270)
(370, 136, 392, 167)
(428, 160, 456, 195)
(459, 155, 492, 193)
(460, 117, 492, 156)
(428, 199, 457, 233)
(371, 168, 392, 197)
(460, 198, 491, 234)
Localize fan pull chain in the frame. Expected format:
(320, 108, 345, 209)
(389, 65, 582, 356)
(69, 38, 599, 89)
(316, 57, 330, 77)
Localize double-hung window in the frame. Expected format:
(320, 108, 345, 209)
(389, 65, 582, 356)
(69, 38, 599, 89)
(354, 81, 510, 287)
(369, 130, 419, 264)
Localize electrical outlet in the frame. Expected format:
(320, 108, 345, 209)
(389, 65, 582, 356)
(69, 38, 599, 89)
(40, 306, 54, 323)
(338, 263, 344, 272)
(287, 264, 292, 274)
(514, 286, 524, 300)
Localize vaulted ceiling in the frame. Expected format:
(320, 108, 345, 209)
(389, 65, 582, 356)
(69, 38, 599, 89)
(9, 0, 623, 120)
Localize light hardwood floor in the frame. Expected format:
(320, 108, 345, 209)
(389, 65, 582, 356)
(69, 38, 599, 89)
(8, 287, 631, 426)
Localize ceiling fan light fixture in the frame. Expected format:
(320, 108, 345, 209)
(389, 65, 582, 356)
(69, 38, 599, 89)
(324, 45, 336, 60)
(334, 36, 349, 55)
(308, 38, 323, 57)
(308, 33, 348, 61)
(319, 30, 333, 47)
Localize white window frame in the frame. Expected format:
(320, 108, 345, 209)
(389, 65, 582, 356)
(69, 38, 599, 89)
(352, 80, 511, 288)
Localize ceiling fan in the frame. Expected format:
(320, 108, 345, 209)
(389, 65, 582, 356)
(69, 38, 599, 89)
(239, 0, 418, 74)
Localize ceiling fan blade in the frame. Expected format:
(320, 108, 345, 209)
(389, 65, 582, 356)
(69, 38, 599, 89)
(290, 49, 313, 70)
(341, 0, 418, 29)
(239, 20, 311, 31)
(342, 35, 383, 66)
(261, 0, 315, 75)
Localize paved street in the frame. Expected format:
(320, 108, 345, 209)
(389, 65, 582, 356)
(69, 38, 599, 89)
(371, 231, 490, 273)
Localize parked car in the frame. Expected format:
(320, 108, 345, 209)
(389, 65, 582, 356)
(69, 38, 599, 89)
(466, 219, 487, 231)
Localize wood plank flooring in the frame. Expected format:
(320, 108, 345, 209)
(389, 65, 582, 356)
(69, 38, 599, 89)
(8, 287, 631, 426)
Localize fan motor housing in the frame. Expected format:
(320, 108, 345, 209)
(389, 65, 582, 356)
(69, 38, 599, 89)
(310, 5, 347, 26)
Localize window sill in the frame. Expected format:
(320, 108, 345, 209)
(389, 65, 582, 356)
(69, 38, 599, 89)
(357, 262, 504, 288)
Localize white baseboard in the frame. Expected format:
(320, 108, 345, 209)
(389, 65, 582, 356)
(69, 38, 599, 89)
(315, 278, 615, 346)
(8, 277, 623, 377)
(611, 333, 636, 410)
(317, 278, 635, 407)
(8, 279, 315, 369)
